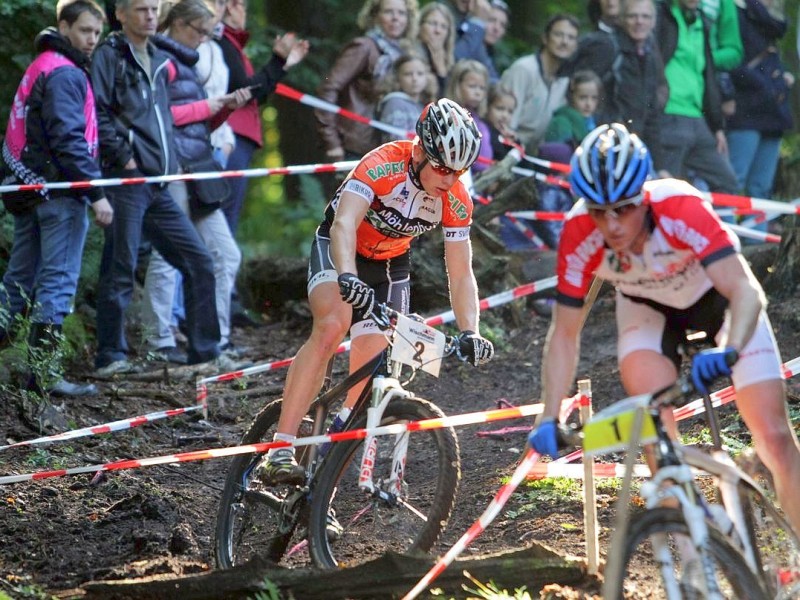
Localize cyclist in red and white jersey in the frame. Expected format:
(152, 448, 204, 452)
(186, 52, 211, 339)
(260, 99, 495, 483)
(529, 123, 800, 535)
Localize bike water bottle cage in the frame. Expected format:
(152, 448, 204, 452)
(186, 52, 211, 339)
(570, 122, 653, 206)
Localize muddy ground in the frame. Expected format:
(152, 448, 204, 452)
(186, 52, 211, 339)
(1, 246, 799, 600)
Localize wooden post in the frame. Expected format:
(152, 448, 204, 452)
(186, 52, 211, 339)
(578, 378, 599, 575)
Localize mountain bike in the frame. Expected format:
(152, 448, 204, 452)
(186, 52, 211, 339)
(214, 304, 467, 570)
(562, 363, 800, 598)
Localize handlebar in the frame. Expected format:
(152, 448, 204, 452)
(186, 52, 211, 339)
(368, 302, 467, 363)
(552, 353, 737, 453)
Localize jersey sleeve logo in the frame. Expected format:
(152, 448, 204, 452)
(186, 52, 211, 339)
(344, 179, 375, 201)
(658, 215, 711, 255)
(366, 161, 406, 181)
(447, 191, 469, 220)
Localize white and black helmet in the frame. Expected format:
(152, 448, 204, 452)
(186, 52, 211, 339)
(416, 98, 482, 172)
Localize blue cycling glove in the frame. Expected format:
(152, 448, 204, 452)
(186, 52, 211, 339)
(528, 418, 559, 458)
(691, 346, 738, 395)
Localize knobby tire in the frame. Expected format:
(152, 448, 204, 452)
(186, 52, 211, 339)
(307, 397, 460, 569)
(214, 399, 314, 569)
(615, 507, 768, 599)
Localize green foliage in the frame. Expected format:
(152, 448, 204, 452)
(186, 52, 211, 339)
(505, 476, 582, 518)
(0, 2, 55, 126)
(461, 570, 532, 600)
(249, 577, 283, 600)
(0, 580, 55, 600)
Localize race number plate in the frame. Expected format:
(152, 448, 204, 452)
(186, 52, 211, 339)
(582, 394, 658, 456)
(390, 313, 446, 377)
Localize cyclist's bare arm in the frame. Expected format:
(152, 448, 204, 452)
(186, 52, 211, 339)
(704, 253, 766, 353)
(539, 301, 584, 422)
(330, 191, 371, 275)
(443, 238, 480, 332)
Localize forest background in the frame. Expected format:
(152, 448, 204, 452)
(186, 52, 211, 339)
(0, 0, 798, 280)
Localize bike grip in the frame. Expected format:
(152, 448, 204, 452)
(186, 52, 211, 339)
(556, 423, 582, 449)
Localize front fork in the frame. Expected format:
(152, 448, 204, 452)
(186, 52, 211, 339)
(357, 376, 410, 500)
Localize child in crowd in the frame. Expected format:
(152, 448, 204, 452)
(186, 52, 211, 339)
(376, 54, 434, 145)
(545, 69, 601, 149)
(485, 84, 518, 160)
(446, 59, 492, 172)
(498, 70, 597, 254)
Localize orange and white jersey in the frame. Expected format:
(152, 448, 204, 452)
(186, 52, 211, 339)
(318, 140, 473, 260)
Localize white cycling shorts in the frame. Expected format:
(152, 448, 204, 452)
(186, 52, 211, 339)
(616, 291, 783, 390)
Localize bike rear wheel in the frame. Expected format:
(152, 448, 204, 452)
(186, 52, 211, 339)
(307, 397, 460, 569)
(613, 507, 768, 599)
(214, 399, 315, 569)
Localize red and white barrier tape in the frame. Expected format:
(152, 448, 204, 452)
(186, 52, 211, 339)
(0, 160, 359, 195)
(673, 355, 800, 422)
(526, 462, 652, 480)
(699, 191, 800, 216)
(498, 136, 571, 174)
(275, 83, 497, 168)
(423, 275, 557, 328)
(502, 213, 549, 250)
(401, 448, 542, 600)
(511, 165, 571, 189)
(196, 275, 557, 385)
(507, 210, 566, 221)
(0, 405, 205, 452)
(276, 83, 411, 139)
(0, 402, 544, 485)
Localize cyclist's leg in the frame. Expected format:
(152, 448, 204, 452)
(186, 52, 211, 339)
(276, 236, 351, 436)
(724, 312, 800, 535)
(342, 252, 411, 408)
(616, 293, 680, 470)
(616, 292, 679, 396)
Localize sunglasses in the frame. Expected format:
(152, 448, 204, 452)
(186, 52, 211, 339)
(187, 21, 214, 38)
(427, 160, 467, 178)
(586, 196, 642, 219)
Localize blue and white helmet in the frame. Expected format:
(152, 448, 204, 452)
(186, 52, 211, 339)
(569, 123, 653, 206)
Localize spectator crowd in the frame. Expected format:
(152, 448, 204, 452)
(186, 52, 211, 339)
(0, 0, 797, 396)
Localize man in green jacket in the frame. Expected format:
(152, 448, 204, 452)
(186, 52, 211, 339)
(654, 0, 739, 193)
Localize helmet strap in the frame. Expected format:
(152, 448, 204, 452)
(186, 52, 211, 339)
(409, 156, 426, 189)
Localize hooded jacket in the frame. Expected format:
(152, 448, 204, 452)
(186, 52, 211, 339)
(2, 27, 103, 203)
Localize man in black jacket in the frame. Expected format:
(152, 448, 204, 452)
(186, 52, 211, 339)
(90, 0, 225, 375)
(569, 0, 668, 171)
(1, 0, 113, 396)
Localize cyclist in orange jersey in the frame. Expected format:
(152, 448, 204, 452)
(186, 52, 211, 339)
(260, 98, 495, 483)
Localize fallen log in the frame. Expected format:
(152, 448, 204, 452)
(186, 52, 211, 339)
(68, 543, 594, 600)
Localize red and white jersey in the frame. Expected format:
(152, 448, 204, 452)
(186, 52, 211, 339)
(556, 178, 739, 309)
(318, 140, 473, 260)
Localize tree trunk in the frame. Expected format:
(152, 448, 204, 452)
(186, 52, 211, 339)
(73, 543, 594, 600)
(763, 216, 800, 299)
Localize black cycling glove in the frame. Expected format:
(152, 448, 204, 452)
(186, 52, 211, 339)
(456, 330, 494, 366)
(337, 273, 375, 315)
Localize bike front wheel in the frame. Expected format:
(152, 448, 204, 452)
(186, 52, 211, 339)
(214, 399, 314, 569)
(609, 507, 768, 599)
(308, 397, 460, 569)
